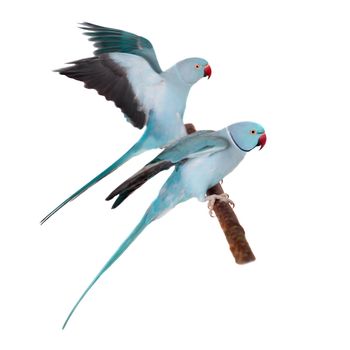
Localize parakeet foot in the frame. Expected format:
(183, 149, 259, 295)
(205, 193, 235, 217)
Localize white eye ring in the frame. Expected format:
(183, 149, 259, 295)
(250, 130, 257, 135)
(195, 64, 200, 69)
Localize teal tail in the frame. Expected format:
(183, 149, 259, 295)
(40, 141, 145, 225)
(61, 167, 182, 329)
(62, 210, 153, 329)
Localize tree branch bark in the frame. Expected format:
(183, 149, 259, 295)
(185, 123, 256, 264)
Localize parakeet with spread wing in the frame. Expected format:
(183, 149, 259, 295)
(62, 121, 266, 329)
(41, 22, 211, 224)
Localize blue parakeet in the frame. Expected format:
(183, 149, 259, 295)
(61, 121, 266, 328)
(41, 22, 211, 224)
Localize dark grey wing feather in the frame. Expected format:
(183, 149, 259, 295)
(56, 55, 146, 129)
(106, 160, 173, 208)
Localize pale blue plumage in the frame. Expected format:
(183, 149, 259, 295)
(41, 23, 211, 224)
(62, 121, 266, 328)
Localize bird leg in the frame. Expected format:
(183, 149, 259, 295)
(206, 193, 235, 217)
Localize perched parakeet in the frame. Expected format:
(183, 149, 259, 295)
(62, 121, 266, 328)
(41, 22, 211, 224)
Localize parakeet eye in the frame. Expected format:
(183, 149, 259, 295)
(195, 64, 200, 69)
(250, 130, 257, 135)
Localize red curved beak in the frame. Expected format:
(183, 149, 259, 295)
(204, 64, 212, 79)
(258, 133, 267, 150)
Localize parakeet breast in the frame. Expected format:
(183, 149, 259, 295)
(178, 145, 246, 201)
(144, 81, 189, 147)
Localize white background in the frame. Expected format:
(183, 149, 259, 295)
(1, 0, 350, 349)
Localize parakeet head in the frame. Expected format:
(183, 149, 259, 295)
(227, 121, 266, 152)
(176, 58, 211, 84)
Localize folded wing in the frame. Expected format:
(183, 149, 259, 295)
(106, 131, 229, 208)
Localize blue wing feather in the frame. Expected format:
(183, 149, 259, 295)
(155, 131, 229, 163)
(80, 22, 162, 73)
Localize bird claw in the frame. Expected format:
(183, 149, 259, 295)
(205, 193, 235, 217)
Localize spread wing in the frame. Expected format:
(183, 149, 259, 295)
(56, 53, 164, 129)
(80, 22, 162, 73)
(106, 131, 230, 208)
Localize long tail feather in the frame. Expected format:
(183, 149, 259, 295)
(62, 168, 183, 329)
(62, 211, 152, 329)
(41, 141, 144, 224)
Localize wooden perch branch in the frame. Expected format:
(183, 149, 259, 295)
(185, 123, 256, 264)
